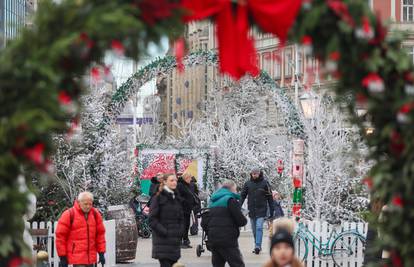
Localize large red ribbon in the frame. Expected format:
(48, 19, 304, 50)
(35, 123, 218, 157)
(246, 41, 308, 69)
(181, 0, 302, 80)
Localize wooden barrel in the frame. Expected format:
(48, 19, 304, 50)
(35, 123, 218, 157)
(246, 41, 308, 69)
(107, 205, 138, 263)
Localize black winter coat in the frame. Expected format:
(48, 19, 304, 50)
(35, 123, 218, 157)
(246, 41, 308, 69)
(240, 173, 274, 218)
(149, 189, 184, 261)
(207, 198, 247, 248)
(177, 178, 200, 215)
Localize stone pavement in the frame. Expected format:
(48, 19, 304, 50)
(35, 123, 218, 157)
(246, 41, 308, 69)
(117, 231, 270, 267)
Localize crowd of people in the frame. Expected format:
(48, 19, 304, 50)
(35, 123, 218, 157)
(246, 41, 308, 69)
(54, 169, 300, 267)
(146, 169, 296, 267)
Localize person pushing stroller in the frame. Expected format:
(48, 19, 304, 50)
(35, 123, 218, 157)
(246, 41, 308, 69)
(204, 179, 247, 267)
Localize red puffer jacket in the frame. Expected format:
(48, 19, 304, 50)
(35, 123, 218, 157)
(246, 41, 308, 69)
(56, 201, 106, 264)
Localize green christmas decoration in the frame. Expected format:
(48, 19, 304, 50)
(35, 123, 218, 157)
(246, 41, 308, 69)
(0, 0, 413, 265)
(0, 0, 184, 263)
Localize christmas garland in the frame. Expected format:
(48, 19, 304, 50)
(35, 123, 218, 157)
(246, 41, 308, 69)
(1, 0, 413, 265)
(0, 0, 183, 264)
(290, 1, 414, 265)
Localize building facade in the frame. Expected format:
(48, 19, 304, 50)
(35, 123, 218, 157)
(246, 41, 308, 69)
(0, 0, 27, 48)
(158, 2, 414, 139)
(370, 0, 414, 62)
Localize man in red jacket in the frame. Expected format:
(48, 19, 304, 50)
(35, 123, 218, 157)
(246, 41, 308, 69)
(56, 192, 106, 267)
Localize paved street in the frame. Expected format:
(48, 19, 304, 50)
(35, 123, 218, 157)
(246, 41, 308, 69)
(117, 231, 269, 267)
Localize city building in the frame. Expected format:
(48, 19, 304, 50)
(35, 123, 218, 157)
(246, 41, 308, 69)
(158, 21, 217, 137)
(371, 0, 414, 62)
(0, 0, 36, 48)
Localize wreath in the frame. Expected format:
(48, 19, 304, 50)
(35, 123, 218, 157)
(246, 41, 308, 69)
(0, 0, 413, 265)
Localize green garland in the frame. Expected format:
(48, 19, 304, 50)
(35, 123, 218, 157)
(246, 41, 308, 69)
(1, 0, 414, 265)
(0, 0, 183, 263)
(290, 0, 414, 265)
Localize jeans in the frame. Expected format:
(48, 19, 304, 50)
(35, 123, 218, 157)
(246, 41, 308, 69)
(250, 217, 265, 249)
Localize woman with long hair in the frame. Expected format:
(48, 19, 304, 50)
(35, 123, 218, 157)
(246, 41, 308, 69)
(149, 174, 184, 267)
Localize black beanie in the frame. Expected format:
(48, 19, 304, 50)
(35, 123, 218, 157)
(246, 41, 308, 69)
(270, 229, 294, 255)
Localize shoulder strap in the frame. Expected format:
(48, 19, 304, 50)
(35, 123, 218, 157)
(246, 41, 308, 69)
(69, 208, 74, 229)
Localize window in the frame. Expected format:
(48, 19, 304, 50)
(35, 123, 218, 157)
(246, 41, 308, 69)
(284, 50, 293, 77)
(404, 45, 414, 63)
(262, 52, 271, 74)
(272, 51, 281, 79)
(297, 49, 303, 75)
(403, 0, 414, 22)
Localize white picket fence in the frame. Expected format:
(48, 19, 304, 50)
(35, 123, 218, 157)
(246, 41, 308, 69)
(29, 220, 116, 267)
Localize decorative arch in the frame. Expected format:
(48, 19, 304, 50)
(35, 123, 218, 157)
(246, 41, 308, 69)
(98, 50, 305, 144)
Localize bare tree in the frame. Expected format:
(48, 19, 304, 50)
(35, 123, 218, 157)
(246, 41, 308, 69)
(301, 94, 370, 222)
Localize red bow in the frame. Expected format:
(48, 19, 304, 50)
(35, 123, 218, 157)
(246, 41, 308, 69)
(181, 0, 302, 80)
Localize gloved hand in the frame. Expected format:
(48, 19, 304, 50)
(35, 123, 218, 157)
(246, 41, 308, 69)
(99, 252, 106, 265)
(59, 256, 68, 267)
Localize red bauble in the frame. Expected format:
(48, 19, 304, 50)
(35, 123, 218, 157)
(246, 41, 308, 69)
(111, 40, 125, 56)
(362, 73, 384, 93)
(329, 51, 341, 61)
(23, 143, 45, 166)
(362, 177, 373, 189)
(58, 91, 72, 105)
(391, 251, 403, 267)
(390, 130, 405, 156)
(392, 195, 404, 208)
(293, 178, 302, 188)
(90, 67, 101, 82)
(327, 0, 355, 27)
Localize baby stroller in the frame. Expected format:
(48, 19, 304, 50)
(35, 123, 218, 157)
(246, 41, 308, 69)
(196, 208, 211, 257)
(130, 195, 152, 238)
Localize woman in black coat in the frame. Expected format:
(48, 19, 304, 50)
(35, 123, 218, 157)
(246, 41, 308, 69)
(149, 174, 184, 267)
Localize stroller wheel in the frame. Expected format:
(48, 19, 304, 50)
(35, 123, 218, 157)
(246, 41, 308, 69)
(142, 228, 151, 238)
(196, 244, 203, 257)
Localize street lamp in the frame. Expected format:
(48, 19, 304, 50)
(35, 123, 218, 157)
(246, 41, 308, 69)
(299, 91, 318, 119)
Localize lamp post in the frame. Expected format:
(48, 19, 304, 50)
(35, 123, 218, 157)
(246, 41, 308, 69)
(299, 91, 318, 119)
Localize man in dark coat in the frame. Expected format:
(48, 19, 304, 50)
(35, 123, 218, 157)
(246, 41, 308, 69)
(207, 179, 247, 267)
(240, 168, 274, 254)
(149, 178, 184, 267)
(176, 172, 200, 248)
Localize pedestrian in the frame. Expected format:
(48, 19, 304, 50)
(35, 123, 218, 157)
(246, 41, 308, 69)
(263, 228, 303, 267)
(149, 172, 164, 197)
(149, 174, 184, 267)
(177, 172, 200, 248)
(207, 179, 247, 267)
(55, 191, 106, 267)
(272, 191, 285, 219)
(240, 168, 274, 254)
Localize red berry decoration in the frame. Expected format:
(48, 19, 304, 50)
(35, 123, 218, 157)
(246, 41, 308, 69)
(111, 40, 125, 56)
(392, 195, 404, 208)
(58, 91, 72, 105)
(362, 73, 384, 94)
(23, 143, 45, 166)
(362, 177, 373, 189)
